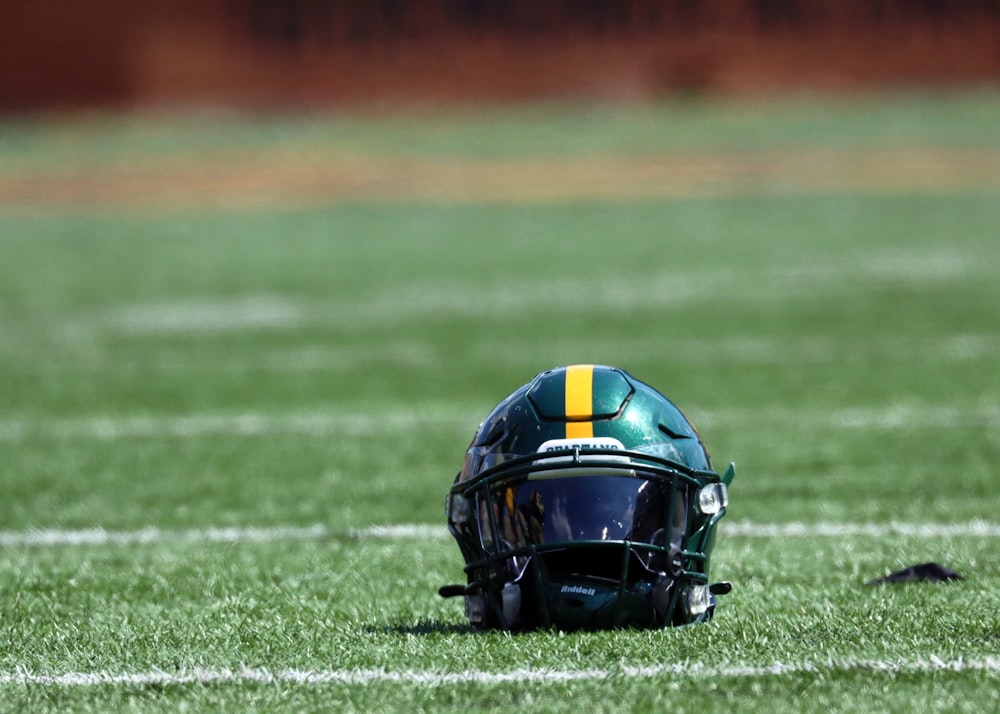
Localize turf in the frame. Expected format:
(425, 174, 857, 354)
(1, 91, 999, 712)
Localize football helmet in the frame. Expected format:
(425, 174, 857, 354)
(440, 365, 734, 631)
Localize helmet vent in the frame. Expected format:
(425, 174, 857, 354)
(658, 423, 691, 440)
(477, 424, 507, 448)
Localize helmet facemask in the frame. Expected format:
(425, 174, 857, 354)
(445, 446, 730, 631)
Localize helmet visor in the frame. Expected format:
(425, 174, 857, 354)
(480, 472, 688, 555)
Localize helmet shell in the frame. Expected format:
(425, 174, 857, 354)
(459, 365, 711, 482)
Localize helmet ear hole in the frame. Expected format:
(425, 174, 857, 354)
(647, 527, 667, 547)
(640, 530, 685, 578)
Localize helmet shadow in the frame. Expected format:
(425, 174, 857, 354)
(367, 619, 476, 636)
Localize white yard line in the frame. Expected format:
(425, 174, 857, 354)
(473, 333, 1000, 367)
(1, 402, 998, 444)
(0, 407, 479, 442)
(0, 524, 442, 547)
(0, 524, 332, 547)
(1, 520, 997, 548)
(103, 295, 306, 333)
(723, 520, 1000, 538)
(1, 655, 997, 687)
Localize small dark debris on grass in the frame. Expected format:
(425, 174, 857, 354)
(864, 562, 964, 586)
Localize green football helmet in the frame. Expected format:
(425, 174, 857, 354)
(441, 365, 734, 631)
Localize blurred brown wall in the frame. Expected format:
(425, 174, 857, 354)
(0, 0, 142, 109)
(2, 0, 999, 111)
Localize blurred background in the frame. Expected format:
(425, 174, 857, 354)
(2, 1, 999, 532)
(2, 0, 999, 112)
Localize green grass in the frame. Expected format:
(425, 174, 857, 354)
(4, 89, 1000, 173)
(1, 92, 999, 712)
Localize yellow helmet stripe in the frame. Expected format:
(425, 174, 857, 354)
(564, 364, 594, 438)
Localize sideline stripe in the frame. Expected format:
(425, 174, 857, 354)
(1, 520, 998, 548)
(1, 656, 998, 687)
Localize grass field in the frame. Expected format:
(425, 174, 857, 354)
(1, 91, 999, 712)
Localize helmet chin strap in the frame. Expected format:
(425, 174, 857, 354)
(438, 583, 478, 599)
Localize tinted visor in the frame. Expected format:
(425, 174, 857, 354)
(481, 472, 688, 556)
